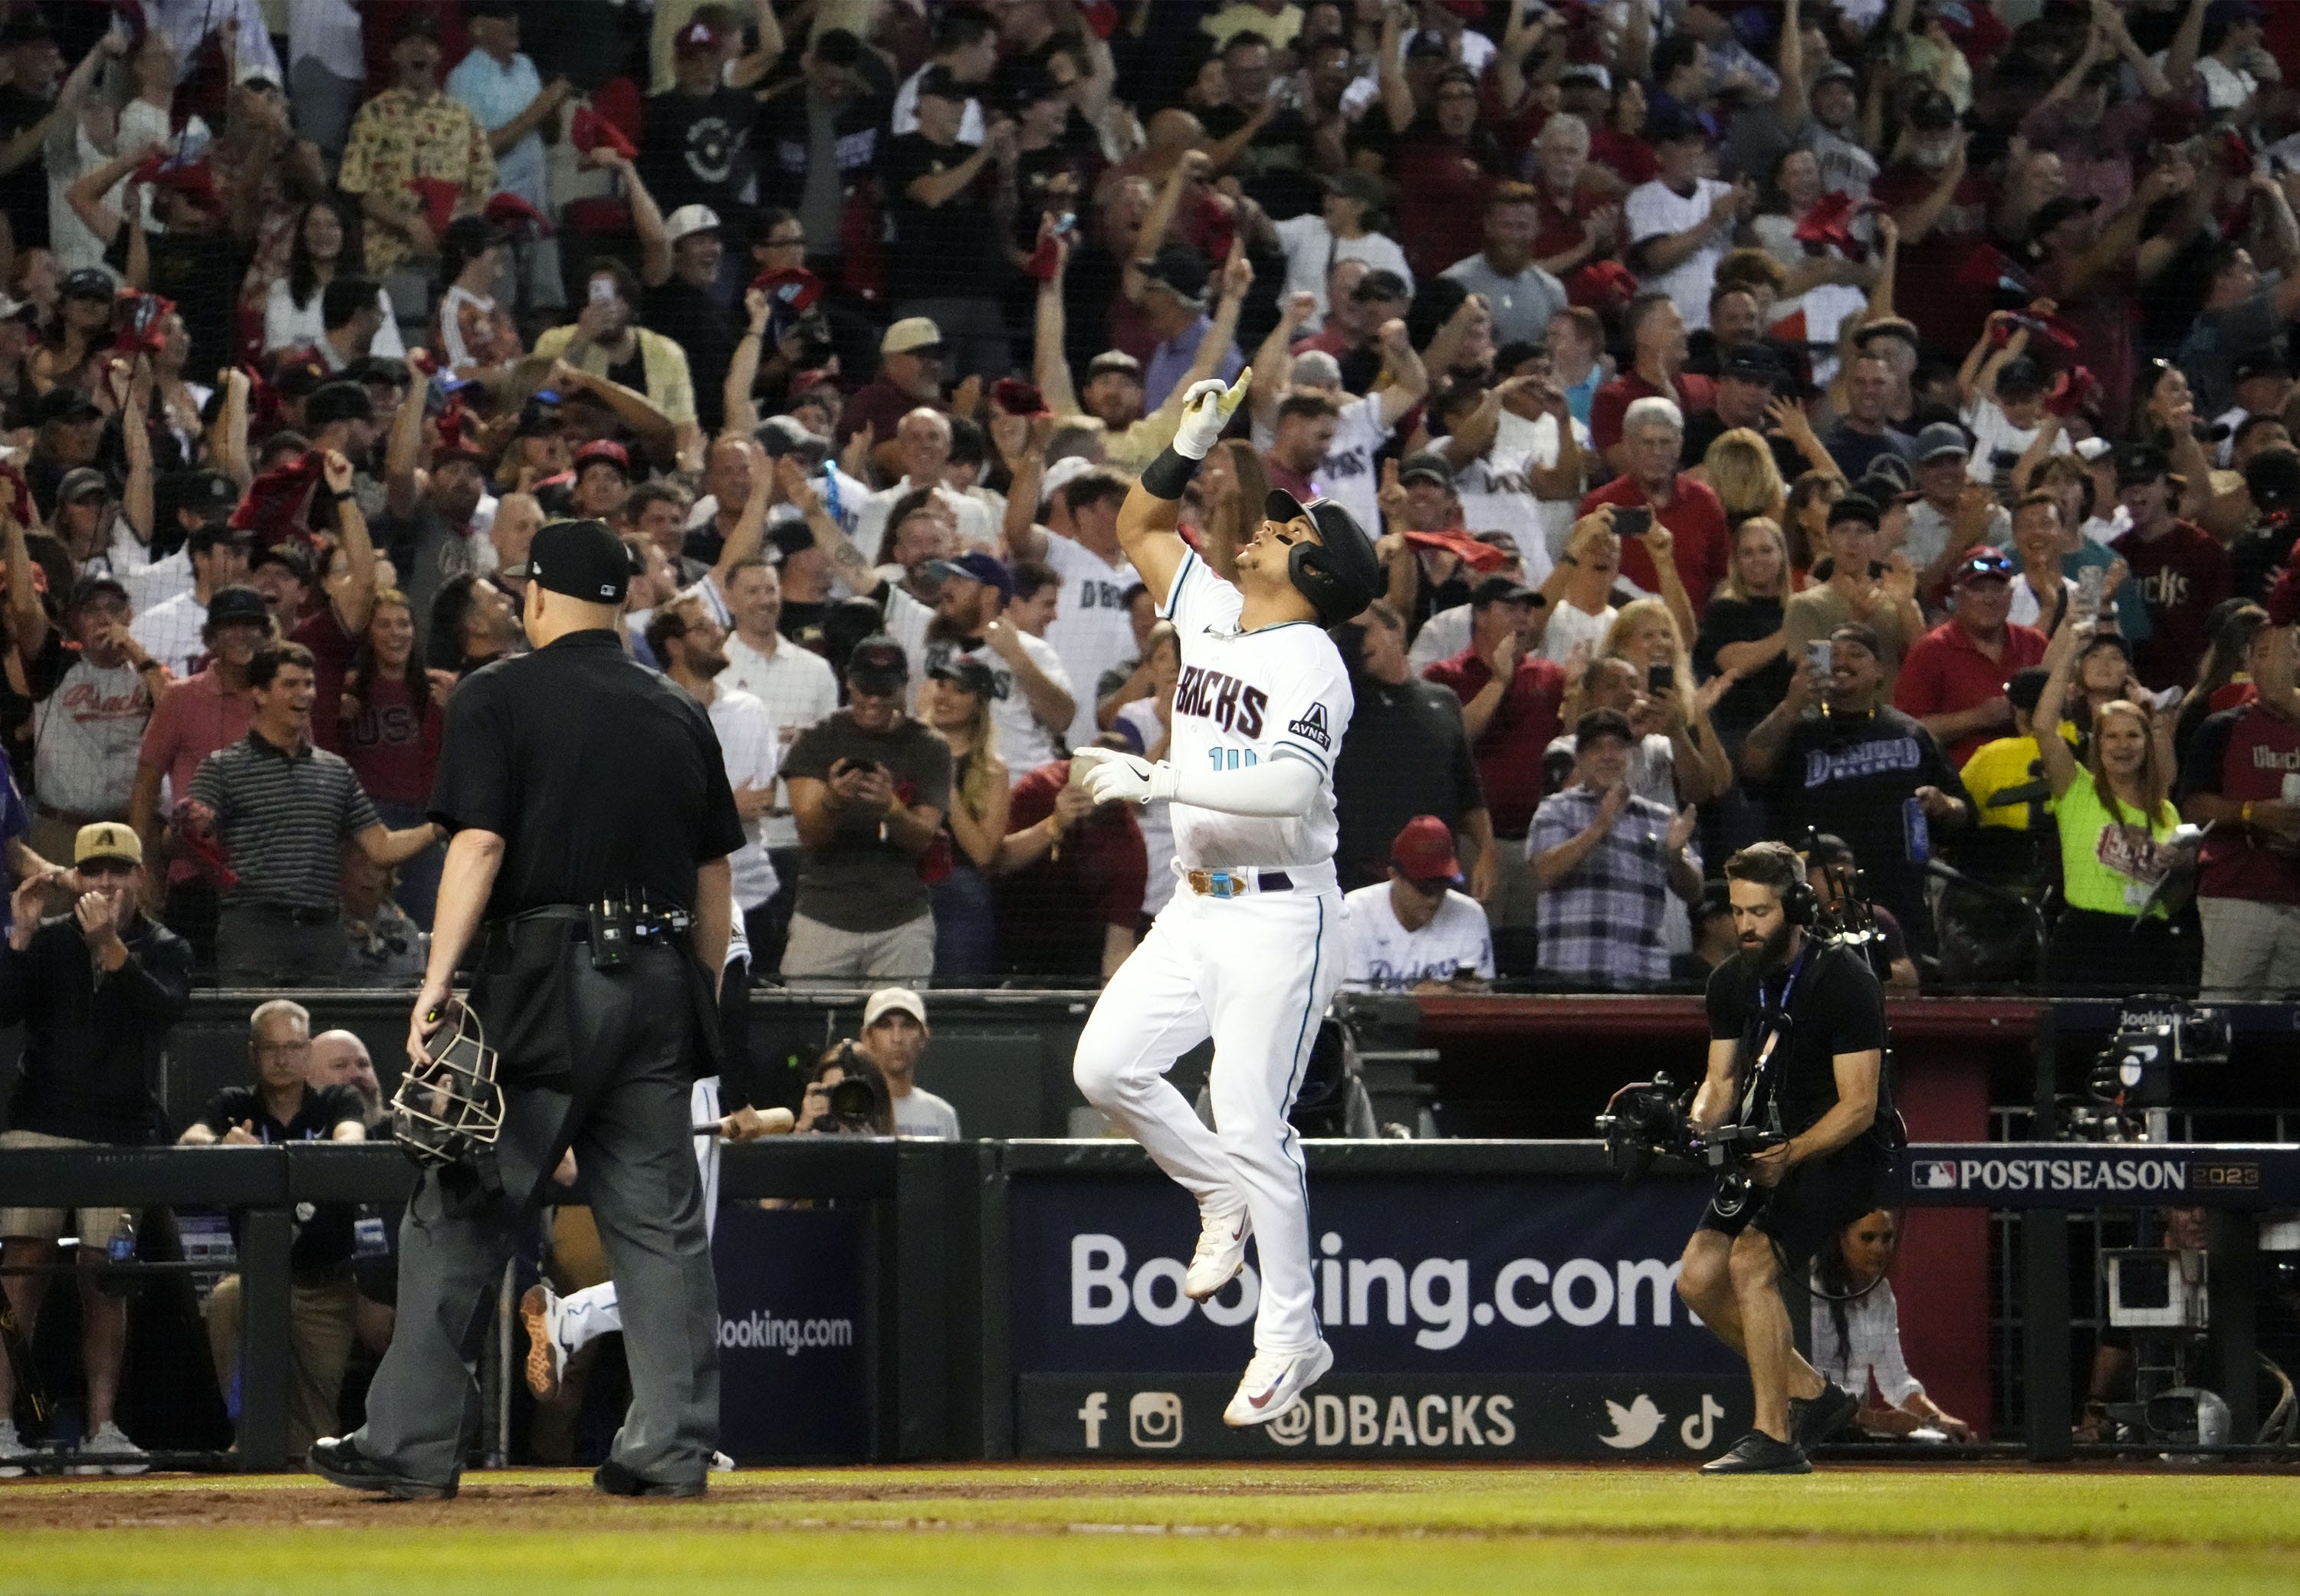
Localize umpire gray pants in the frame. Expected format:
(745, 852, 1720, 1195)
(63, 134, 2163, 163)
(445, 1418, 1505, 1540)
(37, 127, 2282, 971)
(353, 946, 718, 1486)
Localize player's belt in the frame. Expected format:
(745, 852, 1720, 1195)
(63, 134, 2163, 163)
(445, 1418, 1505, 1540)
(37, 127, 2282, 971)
(1184, 867, 1294, 898)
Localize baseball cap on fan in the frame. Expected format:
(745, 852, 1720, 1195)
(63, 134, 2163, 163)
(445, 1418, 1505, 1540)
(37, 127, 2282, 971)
(1390, 816, 1463, 888)
(501, 518, 630, 605)
(665, 204, 721, 245)
(925, 550, 1013, 605)
(75, 821, 143, 869)
(845, 633, 909, 696)
(882, 317, 945, 357)
(863, 986, 927, 1029)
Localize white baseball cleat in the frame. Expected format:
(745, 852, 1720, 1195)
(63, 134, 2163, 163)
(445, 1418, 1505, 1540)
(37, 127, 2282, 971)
(1183, 1200, 1252, 1301)
(521, 1283, 567, 1400)
(1222, 1341, 1334, 1429)
(709, 1450, 735, 1473)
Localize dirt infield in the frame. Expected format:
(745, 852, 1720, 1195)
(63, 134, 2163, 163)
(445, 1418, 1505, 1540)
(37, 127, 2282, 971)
(2, 1461, 2298, 1542)
(0, 1468, 1398, 1534)
(7, 1467, 2300, 1596)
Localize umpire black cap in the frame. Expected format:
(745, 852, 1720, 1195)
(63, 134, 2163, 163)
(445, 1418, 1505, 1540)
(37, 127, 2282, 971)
(503, 518, 629, 605)
(1265, 489, 1381, 626)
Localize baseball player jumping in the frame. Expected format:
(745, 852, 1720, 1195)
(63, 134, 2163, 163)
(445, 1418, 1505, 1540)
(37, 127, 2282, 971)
(1070, 369, 1381, 1429)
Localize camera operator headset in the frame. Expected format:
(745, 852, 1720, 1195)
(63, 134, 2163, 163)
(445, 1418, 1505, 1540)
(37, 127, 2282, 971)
(1674, 840, 1906, 1476)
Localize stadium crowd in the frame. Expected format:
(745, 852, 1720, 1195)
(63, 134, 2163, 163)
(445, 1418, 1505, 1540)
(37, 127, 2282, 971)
(0, 0, 2295, 1011)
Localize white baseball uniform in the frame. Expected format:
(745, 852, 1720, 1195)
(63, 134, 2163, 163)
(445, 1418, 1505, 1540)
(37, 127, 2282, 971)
(1072, 548, 1352, 1355)
(1339, 882, 1495, 990)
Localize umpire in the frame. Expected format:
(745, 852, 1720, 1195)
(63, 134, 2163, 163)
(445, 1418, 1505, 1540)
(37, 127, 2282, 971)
(314, 519, 744, 1501)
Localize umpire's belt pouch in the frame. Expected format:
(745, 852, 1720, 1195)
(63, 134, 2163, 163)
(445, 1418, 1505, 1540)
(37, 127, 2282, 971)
(473, 918, 583, 1091)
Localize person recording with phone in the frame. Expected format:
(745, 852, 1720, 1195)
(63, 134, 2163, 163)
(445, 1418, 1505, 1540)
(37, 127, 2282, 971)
(1675, 840, 1897, 1475)
(1740, 623, 1970, 957)
(1578, 396, 1733, 625)
(1779, 493, 1923, 696)
(777, 635, 952, 984)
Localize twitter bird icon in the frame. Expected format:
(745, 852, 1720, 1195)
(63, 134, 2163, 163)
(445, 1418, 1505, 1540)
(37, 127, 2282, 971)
(1600, 1394, 1665, 1450)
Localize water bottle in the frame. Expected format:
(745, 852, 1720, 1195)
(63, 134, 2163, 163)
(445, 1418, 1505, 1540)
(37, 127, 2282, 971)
(99, 1211, 137, 1298)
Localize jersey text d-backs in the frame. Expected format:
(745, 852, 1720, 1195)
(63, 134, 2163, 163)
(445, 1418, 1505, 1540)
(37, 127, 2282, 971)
(1159, 550, 1353, 870)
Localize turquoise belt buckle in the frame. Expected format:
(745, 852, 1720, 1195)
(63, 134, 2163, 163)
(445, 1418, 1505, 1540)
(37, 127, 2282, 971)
(1210, 870, 1239, 898)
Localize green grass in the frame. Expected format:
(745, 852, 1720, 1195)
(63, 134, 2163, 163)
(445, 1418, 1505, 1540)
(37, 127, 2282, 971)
(5, 1466, 2298, 1595)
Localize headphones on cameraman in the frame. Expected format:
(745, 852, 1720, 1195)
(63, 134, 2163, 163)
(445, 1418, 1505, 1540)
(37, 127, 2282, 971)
(1782, 874, 1820, 928)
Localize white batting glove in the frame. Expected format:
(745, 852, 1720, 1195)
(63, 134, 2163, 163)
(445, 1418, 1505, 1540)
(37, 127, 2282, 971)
(1073, 746, 1178, 806)
(1171, 367, 1252, 461)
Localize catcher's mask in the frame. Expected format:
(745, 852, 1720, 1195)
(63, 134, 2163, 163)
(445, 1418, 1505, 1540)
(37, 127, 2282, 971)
(389, 999, 504, 1173)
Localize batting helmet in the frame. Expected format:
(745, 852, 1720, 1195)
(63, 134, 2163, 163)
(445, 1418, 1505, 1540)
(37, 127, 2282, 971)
(1265, 489, 1380, 626)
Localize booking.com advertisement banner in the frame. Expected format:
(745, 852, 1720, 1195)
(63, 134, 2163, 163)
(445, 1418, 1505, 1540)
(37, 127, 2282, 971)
(1007, 1174, 1747, 1460)
(711, 1204, 870, 1461)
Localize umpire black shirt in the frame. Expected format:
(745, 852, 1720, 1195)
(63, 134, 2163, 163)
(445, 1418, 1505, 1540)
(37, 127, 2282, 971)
(0, 914, 192, 1144)
(429, 628, 747, 917)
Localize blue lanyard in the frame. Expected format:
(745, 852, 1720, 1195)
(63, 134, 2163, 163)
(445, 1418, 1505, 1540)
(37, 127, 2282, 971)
(1740, 944, 1809, 1125)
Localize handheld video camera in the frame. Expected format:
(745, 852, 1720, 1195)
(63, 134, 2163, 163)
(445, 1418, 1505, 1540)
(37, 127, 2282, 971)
(1597, 1075, 1787, 1200)
(1597, 1075, 1693, 1183)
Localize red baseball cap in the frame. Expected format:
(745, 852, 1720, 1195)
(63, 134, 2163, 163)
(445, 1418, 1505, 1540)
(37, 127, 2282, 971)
(573, 438, 631, 477)
(1390, 816, 1462, 886)
(676, 19, 723, 53)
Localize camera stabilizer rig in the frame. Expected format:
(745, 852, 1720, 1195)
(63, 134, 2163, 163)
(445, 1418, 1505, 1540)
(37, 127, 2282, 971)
(1596, 1075, 1787, 1193)
(1598, 1078, 1889, 1305)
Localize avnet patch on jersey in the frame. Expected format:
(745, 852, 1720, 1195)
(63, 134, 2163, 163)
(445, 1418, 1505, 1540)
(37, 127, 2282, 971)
(1286, 702, 1332, 750)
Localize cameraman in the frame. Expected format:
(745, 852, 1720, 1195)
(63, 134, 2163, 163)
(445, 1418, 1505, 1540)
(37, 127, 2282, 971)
(1675, 841, 1895, 1475)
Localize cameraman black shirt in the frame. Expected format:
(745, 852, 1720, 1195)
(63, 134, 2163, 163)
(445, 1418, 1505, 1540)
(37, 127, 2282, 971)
(1704, 939, 1891, 1148)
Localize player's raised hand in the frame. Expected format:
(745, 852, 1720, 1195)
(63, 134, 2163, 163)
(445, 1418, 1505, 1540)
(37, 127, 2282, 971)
(1174, 368, 1252, 461)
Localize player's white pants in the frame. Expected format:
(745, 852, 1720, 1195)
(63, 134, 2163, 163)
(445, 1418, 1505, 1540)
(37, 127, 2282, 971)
(1073, 884, 1345, 1355)
(560, 1077, 721, 1356)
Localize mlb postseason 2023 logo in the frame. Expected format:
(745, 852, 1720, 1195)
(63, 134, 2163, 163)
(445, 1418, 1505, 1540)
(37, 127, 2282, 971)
(1901, 1145, 2287, 1206)
(1007, 1175, 1748, 1460)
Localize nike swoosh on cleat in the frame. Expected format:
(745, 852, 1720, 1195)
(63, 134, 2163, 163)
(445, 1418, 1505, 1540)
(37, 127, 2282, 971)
(1247, 1383, 1281, 1408)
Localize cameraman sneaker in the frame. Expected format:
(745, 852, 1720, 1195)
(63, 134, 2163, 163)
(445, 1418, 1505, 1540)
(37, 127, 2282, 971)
(1674, 840, 1897, 1475)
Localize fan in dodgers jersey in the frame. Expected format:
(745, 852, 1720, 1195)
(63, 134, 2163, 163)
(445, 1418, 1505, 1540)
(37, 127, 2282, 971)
(1069, 366, 1382, 1429)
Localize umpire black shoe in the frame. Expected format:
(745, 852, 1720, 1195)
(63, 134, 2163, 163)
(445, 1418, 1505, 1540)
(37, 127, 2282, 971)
(593, 1458, 707, 1499)
(310, 1435, 458, 1501)
(1791, 1382, 1861, 1452)
(1699, 1430, 1812, 1475)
